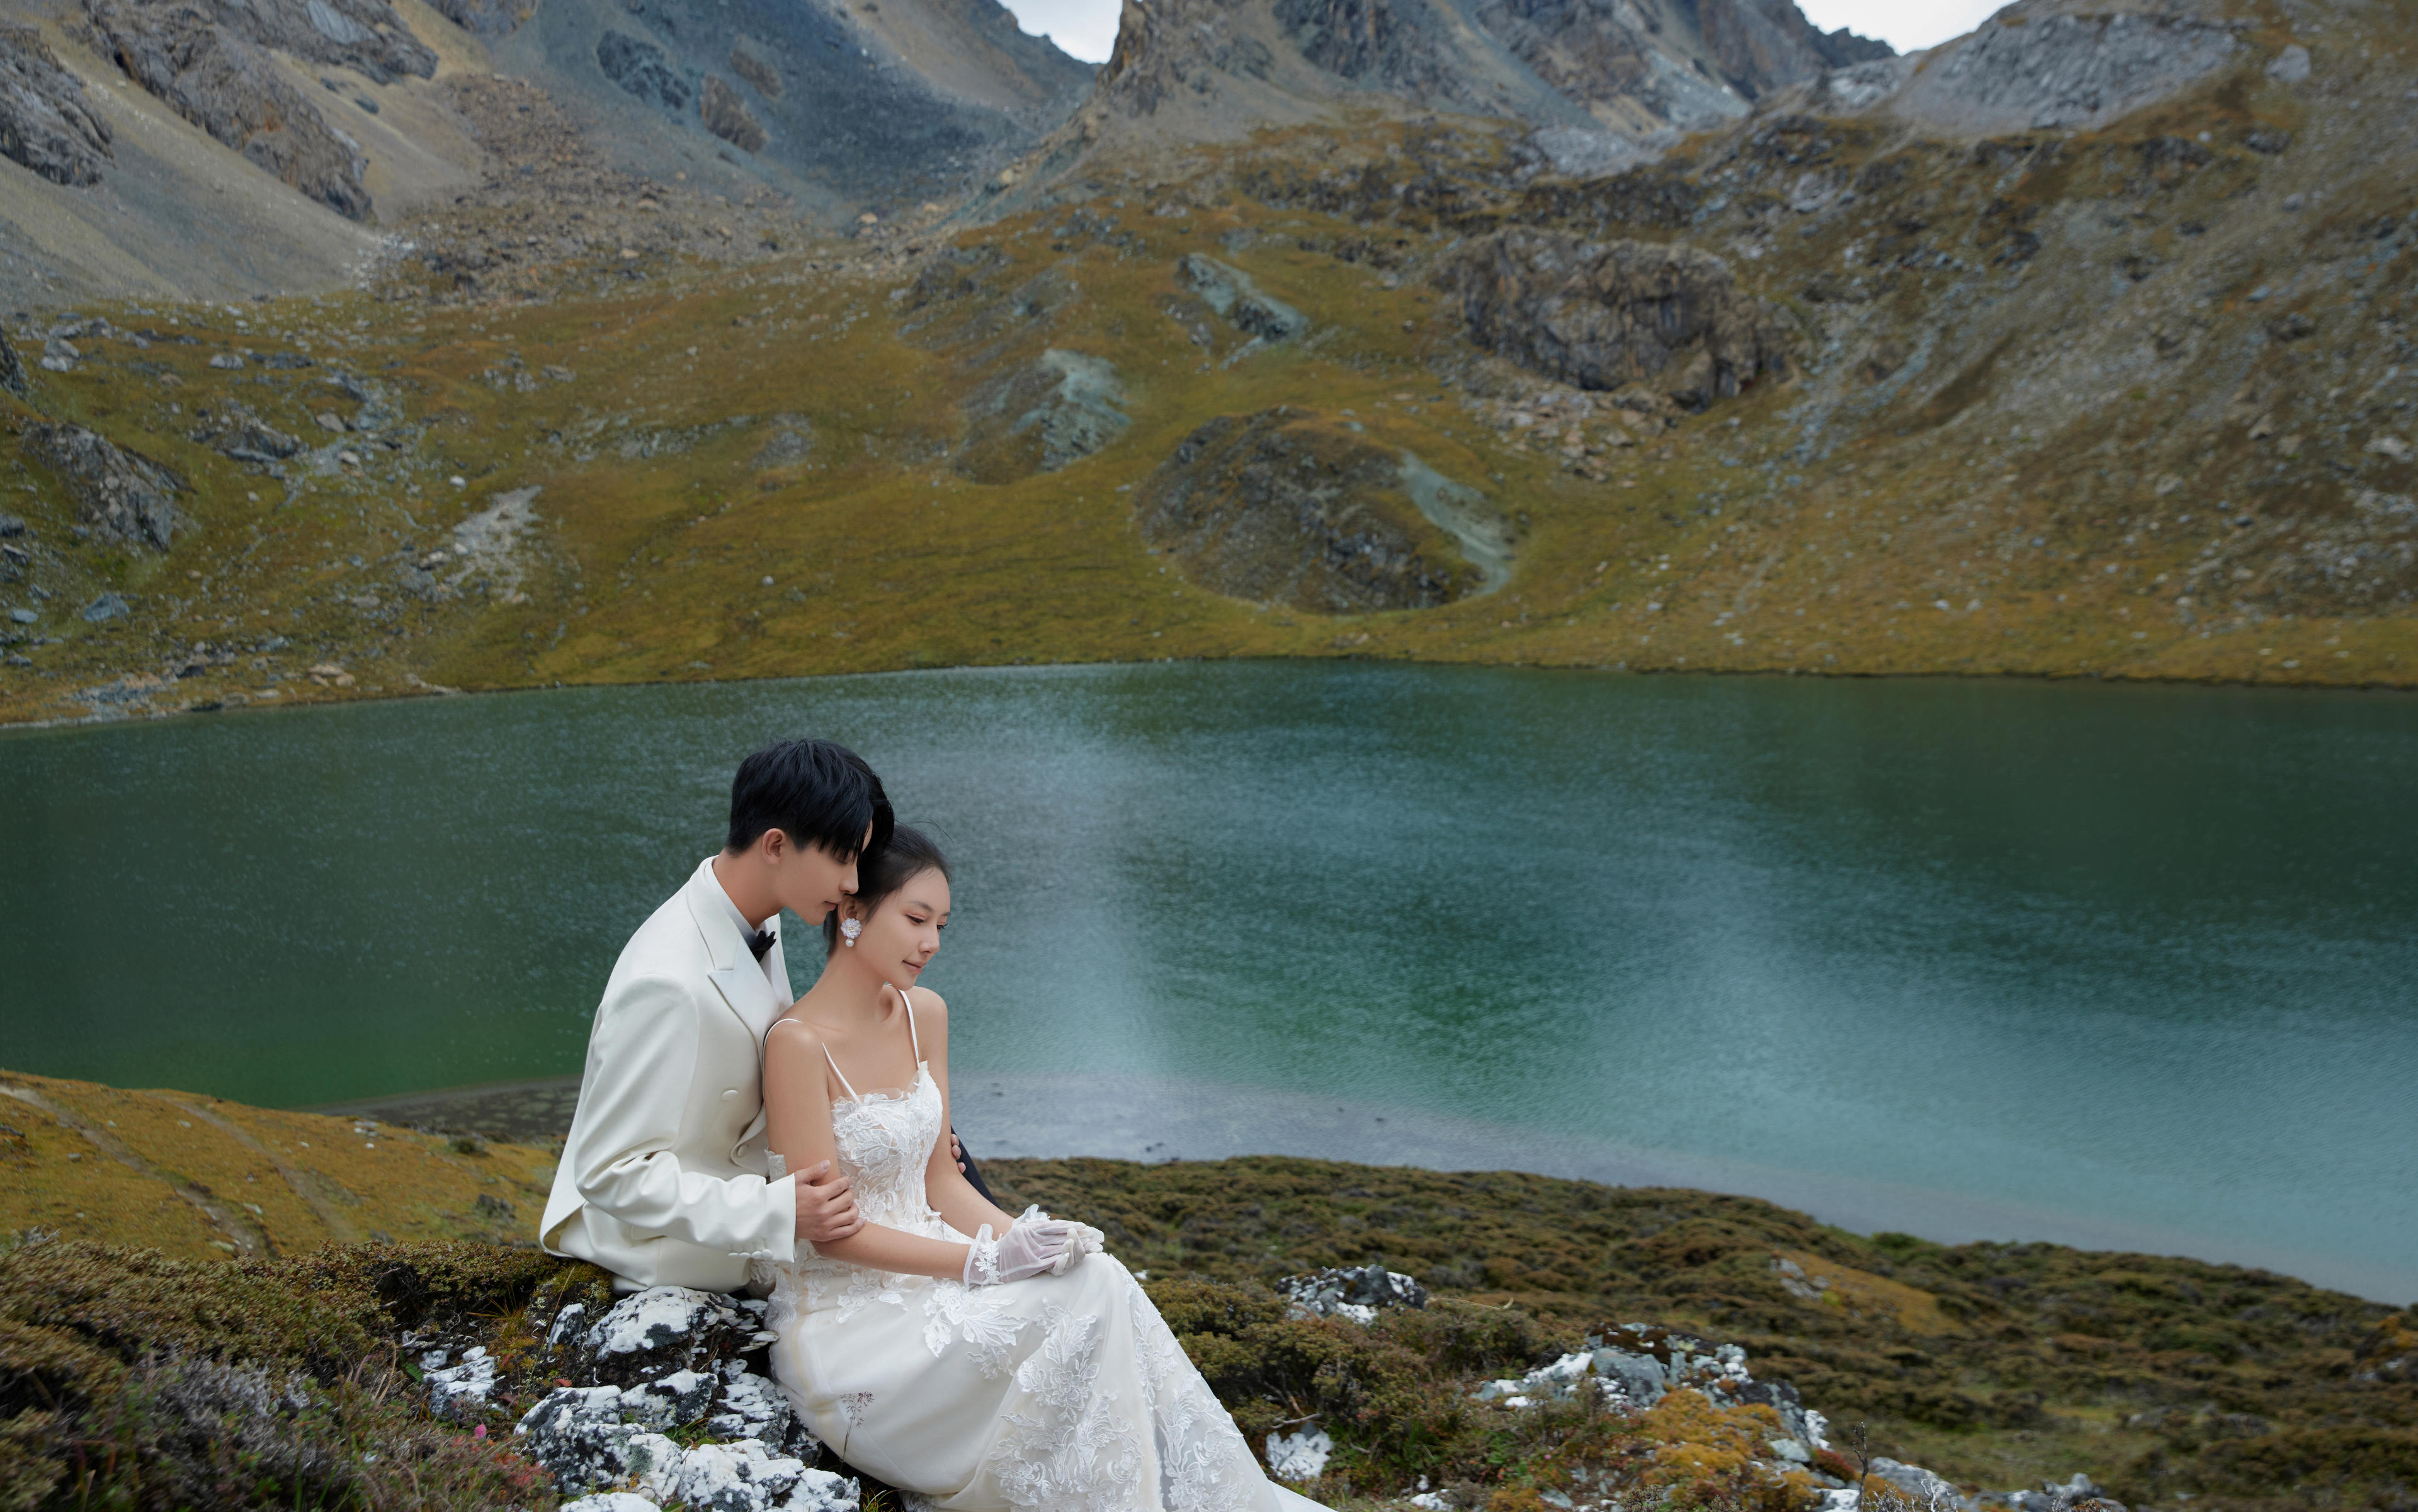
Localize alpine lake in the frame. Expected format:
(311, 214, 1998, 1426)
(3, 662, 2412, 1302)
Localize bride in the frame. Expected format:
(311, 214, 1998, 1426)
(758, 824, 1330, 1512)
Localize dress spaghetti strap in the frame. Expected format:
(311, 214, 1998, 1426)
(902, 989, 922, 1063)
(820, 1043, 860, 1103)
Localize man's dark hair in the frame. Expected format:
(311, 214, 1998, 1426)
(726, 739, 892, 860)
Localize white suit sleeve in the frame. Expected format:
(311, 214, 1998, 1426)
(570, 974, 798, 1263)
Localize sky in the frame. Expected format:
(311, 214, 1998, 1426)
(996, 0, 2008, 67)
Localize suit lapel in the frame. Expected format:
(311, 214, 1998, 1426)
(685, 859, 783, 1047)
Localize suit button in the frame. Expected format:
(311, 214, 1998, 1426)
(720, 1089, 739, 1101)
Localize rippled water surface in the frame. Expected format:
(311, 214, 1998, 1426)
(4, 665, 2412, 1297)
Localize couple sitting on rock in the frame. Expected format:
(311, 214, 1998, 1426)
(540, 737, 1327, 1512)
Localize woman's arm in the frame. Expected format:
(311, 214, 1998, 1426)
(764, 1018, 973, 1282)
(912, 991, 1023, 1239)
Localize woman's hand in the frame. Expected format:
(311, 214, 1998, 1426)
(962, 1208, 1104, 1286)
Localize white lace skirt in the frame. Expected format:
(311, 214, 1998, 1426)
(767, 1253, 1328, 1512)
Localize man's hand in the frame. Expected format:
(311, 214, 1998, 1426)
(794, 1160, 863, 1248)
(951, 1131, 967, 1174)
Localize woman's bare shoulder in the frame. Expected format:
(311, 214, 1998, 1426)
(904, 986, 949, 1031)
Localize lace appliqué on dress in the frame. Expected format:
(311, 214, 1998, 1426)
(922, 1281, 1024, 1377)
(991, 1302, 1147, 1511)
(1127, 1273, 1261, 1512)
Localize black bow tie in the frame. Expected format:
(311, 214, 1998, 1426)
(746, 927, 776, 962)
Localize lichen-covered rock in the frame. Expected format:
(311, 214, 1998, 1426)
(21, 421, 184, 550)
(569, 1285, 771, 1386)
(707, 1358, 819, 1457)
(1445, 230, 1795, 409)
(424, 1344, 496, 1420)
(1134, 407, 1503, 613)
(0, 23, 115, 187)
(675, 1437, 809, 1511)
(617, 1367, 715, 1431)
(1279, 1264, 1428, 1323)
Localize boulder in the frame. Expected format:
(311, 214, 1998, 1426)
(1444, 230, 1795, 409)
(1133, 407, 1502, 613)
(20, 422, 184, 550)
(0, 23, 115, 186)
(564, 1286, 774, 1387)
(1279, 1264, 1428, 1323)
(676, 1438, 807, 1512)
(190, 399, 302, 462)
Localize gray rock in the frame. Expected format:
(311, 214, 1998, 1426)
(2266, 45, 2310, 84)
(0, 327, 27, 399)
(208, 352, 244, 370)
(956, 350, 1128, 482)
(190, 400, 302, 460)
(515, 1385, 647, 1493)
(1873, 1457, 1968, 1507)
(426, 1344, 496, 1420)
(559, 1496, 661, 1512)
(1445, 230, 1795, 409)
(1179, 254, 1308, 345)
(0, 25, 114, 186)
(81, 591, 131, 623)
(618, 1367, 716, 1431)
(1892, 7, 2239, 135)
(700, 74, 767, 153)
(0, 514, 23, 537)
(706, 1358, 819, 1457)
(81, 0, 392, 219)
(1279, 1264, 1429, 1323)
(676, 1438, 808, 1512)
(21, 423, 184, 550)
(1134, 407, 1496, 613)
(570, 1286, 768, 1387)
(9, 608, 37, 625)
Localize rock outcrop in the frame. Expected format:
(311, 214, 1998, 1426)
(1446, 230, 1795, 408)
(0, 24, 116, 187)
(700, 74, 768, 154)
(1133, 407, 1499, 613)
(1084, 0, 1887, 140)
(189, 399, 303, 464)
(1887, 0, 2243, 136)
(21, 421, 185, 550)
(79, 0, 419, 219)
(956, 348, 1130, 482)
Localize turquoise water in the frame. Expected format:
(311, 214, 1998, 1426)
(3, 664, 2413, 1299)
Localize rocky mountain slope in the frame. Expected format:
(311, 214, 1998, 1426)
(2, 0, 2414, 724)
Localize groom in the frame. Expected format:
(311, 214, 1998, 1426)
(540, 737, 887, 1290)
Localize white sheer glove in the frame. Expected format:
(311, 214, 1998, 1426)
(963, 1213, 1070, 1286)
(962, 1208, 1106, 1286)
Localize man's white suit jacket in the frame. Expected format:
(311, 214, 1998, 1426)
(541, 856, 800, 1290)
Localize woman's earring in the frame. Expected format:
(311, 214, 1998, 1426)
(839, 918, 862, 948)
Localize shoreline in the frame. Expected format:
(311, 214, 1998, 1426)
(8, 651, 2417, 735)
(319, 1066, 2418, 1307)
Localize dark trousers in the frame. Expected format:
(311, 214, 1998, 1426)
(954, 1132, 999, 1205)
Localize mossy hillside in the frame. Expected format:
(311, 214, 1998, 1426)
(0, 1069, 556, 1260)
(984, 1156, 2418, 1511)
(4, 16, 2417, 725)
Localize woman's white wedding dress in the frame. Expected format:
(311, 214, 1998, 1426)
(757, 1003, 1329, 1512)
